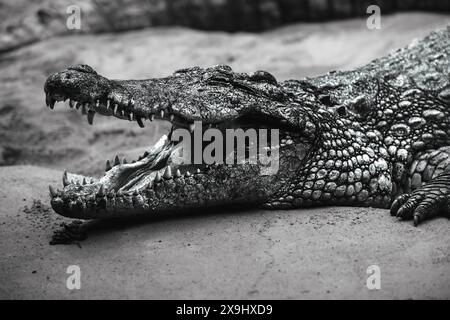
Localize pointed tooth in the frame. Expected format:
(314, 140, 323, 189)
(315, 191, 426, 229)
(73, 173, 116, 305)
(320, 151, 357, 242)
(149, 114, 155, 121)
(49, 185, 57, 197)
(169, 114, 174, 121)
(87, 110, 95, 125)
(69, 100, 75, 109)
(196, 168, 201, 174)
(45, 93, 50, 107)
(75, 102, 81, 110)
(97, 185, 105, 196)
(114, 155, 120, 166)
(163, 166, 172, 179)
(90, 178, 94, 184)
(136, 117, 145, 128)
(175, 169, 181, 178)
(106, 160, 112, 171)
(189, 122, 195, 132)
(122, 158, 127, 164)
(82, 177, 87, 185)
(49, 98, 56, 110)
(96, 100, 100, 107)
(128, 112, 134, 121)
(154, 172, 161, 182)
(113, 104, 118, 115)
(160, 110, 164, 118)
(106, 99, 111, 109)
(62, 170, 69, 186)
(81, 104, 88, 115)
(185, 171, 191, 177)
(168, 126, 174, 140)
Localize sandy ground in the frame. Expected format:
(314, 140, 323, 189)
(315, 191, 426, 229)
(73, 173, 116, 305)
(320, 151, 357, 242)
(1, 14, 450, 299)
(0, 166, 449, 299)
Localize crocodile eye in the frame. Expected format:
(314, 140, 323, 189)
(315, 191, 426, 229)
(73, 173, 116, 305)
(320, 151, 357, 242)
(249, 70, 277, 85)
(68, 64, 97, 75)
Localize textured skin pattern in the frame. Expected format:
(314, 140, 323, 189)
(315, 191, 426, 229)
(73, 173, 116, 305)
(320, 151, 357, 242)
(44, 26, 450, 225)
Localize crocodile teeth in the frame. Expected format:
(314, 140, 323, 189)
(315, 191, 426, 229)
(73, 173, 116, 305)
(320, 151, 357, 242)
(106, 99, 111, 109)
(185, 171, 191, 177)
(62, 170, 69, 186)
(97, 185, 105, 196)
(82, 177, 87, 185)
(45, 93, 51, 107)
(87, 110, 95, 125)
(154, 172, 162, 182)
(169, 114, 174, 121)
(49, 185, 57, 197)
(114, 155, 120, 166)
(69, 100, 75, 109)
(163, 166, 172, 179)
(136, 117, 145, 128)
(189, 123, 195, 132)
(128, 112, 134, 121)
(175, 169, 181, 178)
(196, 168, 201, 174)
(105, 160, 112, 171)
(49, 98, 56, 110)
(160, 110, 165, 118)
(149, 114, 155, 121)
(113, 104, 118, 115)
(122, 157, 127, 164)
(96, 100, 100, 107)
(81, 104, 88, 115)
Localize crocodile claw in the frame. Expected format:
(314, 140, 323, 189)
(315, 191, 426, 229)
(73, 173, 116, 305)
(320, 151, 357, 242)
(390, 173, 450, 226)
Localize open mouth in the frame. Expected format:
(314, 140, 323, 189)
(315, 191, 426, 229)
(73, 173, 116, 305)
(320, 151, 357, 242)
(46, 93, 208, 194)
(45, 93, 297, 210)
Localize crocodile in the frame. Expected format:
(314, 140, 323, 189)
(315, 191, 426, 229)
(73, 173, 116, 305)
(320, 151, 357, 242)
(44, 26, 450, 226)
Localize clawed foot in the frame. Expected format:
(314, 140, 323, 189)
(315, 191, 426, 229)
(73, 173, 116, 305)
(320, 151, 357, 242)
(390, 173, 450, 226)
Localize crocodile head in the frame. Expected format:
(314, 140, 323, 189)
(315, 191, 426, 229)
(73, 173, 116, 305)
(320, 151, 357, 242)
(44, 64, 318, 219)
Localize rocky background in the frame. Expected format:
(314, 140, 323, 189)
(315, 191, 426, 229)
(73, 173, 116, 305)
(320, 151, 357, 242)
(1, 0, 449, 53)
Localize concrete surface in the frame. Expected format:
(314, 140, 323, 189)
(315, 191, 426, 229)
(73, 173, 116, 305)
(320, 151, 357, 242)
(0, 166, 449, 299)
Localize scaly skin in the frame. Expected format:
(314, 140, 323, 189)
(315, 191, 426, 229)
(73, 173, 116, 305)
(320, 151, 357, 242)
(44, 26, 450, 226)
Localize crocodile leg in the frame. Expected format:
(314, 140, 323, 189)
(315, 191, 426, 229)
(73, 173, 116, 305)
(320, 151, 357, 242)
(390, 147, 450, 225)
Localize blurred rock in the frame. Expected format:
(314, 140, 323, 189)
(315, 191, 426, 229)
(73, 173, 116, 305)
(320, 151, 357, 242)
(1, 0, 449, 53)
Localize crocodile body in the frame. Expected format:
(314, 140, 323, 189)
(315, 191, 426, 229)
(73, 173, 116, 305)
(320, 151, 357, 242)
(44, 26, 450, 226)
